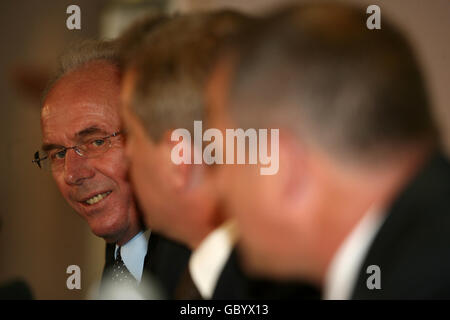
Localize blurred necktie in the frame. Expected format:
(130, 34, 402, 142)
(111, 247, 137, 286)
(174, 267, 203, 300)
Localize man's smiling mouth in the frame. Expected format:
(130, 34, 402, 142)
(84, 191, 112, 205)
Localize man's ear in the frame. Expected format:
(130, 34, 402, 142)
(161, 130, 204, 191)
(277, 131, 309, 206)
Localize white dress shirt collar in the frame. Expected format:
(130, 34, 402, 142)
(324, 207, 386, 300)
(189, 220, 238, 299)
(115, 229, 151, 283)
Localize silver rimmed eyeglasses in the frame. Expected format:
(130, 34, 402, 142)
(32, 131, 123, 171)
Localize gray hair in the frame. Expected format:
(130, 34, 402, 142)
(127, 10, 253, 142)
(227, 4, 438, 163)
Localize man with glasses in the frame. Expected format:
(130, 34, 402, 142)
(35, 39, 189, 298)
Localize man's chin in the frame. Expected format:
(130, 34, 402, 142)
(88, 219, 127, 243)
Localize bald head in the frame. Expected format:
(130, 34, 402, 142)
(42, 60, 121, 135)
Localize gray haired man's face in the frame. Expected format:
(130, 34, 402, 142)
(41, 61, 141, 244)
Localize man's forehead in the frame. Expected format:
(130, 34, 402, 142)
(41, 63, 122, 143)
(41, 100, 121, 143)
(43, 61, 120, 113)
(43, 98, 115, 116)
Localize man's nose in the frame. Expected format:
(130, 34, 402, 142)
(63, 149, 95, 185)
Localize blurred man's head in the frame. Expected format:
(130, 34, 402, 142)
(40, 40, 141, 245)
(120, 11, 252, 248)
(208, 4, 438, 283)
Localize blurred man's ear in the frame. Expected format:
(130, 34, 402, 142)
(162, 130, 206, 192)
(205, 54, 236, 130)
(277, 132, 309, 207)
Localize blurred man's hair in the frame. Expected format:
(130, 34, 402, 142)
(42, 13, 171, 104)
(42, 39, 120, 103)
(125, 10, 253, 141)
(117, 12, 170, 68)
(226, 3, 438, 163)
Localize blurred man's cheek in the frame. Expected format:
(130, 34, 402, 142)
(125, 133, 137, 165)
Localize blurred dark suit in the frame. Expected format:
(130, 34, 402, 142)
(213, 249, 320, 299)
(101, 232, 191, 299)
(0, 279, 33, 300)
(352, 151, 450, 299)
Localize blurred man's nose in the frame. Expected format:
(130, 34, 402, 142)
(63, 149, 95, 185)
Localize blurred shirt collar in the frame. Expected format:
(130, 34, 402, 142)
(189, 220, 238, 299)
(115, 229, 151, 283)
(324, 207, 385, 300)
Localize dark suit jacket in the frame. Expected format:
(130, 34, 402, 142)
(213, 248, 320, 299)
(352, 151, 450, 299)
(101, 231, 191, 299)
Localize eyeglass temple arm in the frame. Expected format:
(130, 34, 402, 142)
(32, 151, 48, 168)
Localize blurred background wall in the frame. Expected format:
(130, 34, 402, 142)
(0, 0, 449, 299)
